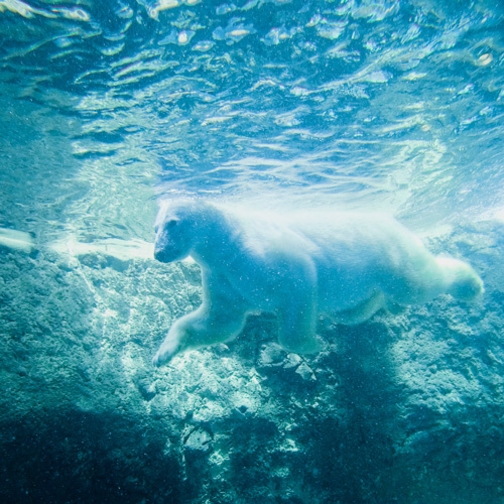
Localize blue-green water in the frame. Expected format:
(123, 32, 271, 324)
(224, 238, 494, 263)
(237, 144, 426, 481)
(1, 1, 504, 503)
(1, 0, 503, 243)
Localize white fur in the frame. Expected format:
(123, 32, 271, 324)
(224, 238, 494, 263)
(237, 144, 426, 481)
(152, 200, 483, 366)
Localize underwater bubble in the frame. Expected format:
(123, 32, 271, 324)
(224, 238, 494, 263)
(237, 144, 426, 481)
(476, 53, 493, 66)
(216, 3, 237, 15)
(192, 40, 215, 52)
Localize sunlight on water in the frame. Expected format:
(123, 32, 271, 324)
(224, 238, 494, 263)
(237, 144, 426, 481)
(0, 0, 503, 245)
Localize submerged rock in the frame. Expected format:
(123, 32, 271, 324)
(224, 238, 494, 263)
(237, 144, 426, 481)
(0, 221, 504, 503)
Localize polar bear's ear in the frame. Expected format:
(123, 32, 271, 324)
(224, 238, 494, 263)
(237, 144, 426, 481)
(166, 219, 178, 229)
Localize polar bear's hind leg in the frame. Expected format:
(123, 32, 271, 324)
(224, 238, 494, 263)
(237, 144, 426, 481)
(380, 245, 483, 306)
(436, 257, 484, 301)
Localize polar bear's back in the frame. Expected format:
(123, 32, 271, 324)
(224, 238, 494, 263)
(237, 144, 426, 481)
(292, 212, 427, 308)
(242, 209, 416, 266)
(223, 206, 425, 309)
(222, 205, 422, 269)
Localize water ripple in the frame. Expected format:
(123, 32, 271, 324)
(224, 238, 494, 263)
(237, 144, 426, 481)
(0, 0, 503, 241)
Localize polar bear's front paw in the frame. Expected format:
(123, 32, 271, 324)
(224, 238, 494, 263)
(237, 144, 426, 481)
(152, 338, 180, 367)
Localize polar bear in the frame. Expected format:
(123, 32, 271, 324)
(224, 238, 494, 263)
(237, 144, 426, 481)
(152, 199, 483, 367)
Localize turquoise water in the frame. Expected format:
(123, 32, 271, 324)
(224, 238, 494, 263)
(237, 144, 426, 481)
(1, 0, 503, 244)
(1, 1, 504, 503)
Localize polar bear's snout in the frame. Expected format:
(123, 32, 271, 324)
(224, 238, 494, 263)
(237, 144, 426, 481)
(154, 246, 169, 262)
(153, 235, 181, 263)
(154, 225, 191, 263)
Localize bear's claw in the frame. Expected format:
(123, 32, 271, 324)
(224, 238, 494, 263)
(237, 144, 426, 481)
(152, 338, 180, 367)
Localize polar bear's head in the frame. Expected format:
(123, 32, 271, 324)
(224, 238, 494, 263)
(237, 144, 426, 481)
(154, 199, 197, 262)
(154, 199, 221, 263)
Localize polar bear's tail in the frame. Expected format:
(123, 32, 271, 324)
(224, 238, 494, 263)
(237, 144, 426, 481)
(436, 257, 484, 302)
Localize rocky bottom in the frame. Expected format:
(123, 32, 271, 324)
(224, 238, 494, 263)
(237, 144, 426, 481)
(1, 222, 504, 503)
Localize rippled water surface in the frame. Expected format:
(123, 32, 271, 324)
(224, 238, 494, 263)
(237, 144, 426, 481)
(1, 0, 503, 244)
